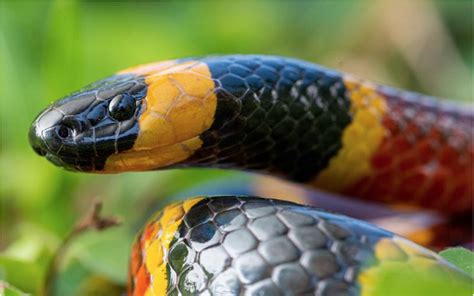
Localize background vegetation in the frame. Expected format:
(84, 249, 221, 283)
(1, 1, 472, 295)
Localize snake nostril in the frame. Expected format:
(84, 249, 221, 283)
(56, 124, 71, 139)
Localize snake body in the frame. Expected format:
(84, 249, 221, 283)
(29, 55, 473, 295)
(128, 196, 470, 295)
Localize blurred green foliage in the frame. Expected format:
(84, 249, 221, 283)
(0, 1, 472, 295)
(370, 262, 472, 296)
(439, 247, 474, 276)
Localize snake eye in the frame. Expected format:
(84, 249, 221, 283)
(108, 94, 136, 121)
(56, 124, 71, 139)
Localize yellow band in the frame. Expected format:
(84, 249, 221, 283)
(142, 197, 204, 295)
(104, 61, 218, 172)
(311, 76, 387, 191)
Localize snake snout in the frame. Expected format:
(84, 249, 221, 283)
(29, 124, 47, 157)
(29, 109, 57, 157)
(29, 106, 83, 162)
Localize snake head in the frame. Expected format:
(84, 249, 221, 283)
(29, 59, 218, 172)
(29, 73, 147, 171)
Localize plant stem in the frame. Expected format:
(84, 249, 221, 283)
(42, 201, 120, 296)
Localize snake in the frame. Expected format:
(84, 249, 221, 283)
(28, 55, 472, 295)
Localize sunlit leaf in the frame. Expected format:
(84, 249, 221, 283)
(0, 256, 42, 294)
(0, 281, 31, 296)
(369, 264, 472, 296)
(439, 247, 474, 276)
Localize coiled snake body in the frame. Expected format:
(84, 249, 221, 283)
(29, 55, 472, 295)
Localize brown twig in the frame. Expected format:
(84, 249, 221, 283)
(42, 201, 121, 296)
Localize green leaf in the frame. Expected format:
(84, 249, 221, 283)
(439, 247, 474, 276)
(0, 256, 42, 294)
(68, 228, 132, 284)
(0, 281, 31, 296)
(370, 264, 472, 296)
(53, 258, 89, 296)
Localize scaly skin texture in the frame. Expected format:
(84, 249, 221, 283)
(28, 55, 473, 294)
(178, 56, 473, 216)
(29, 55, 473, 215)
(128, 196, 471, 296)
(341, 81, 473, 214)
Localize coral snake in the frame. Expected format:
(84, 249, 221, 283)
(29, 55, 472, 295)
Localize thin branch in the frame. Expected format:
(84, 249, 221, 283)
(42, 201, 121, 296)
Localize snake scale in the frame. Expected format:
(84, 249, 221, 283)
(29, 55, 472, 295)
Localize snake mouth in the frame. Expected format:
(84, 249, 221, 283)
(31, 141, 48, 157)
(44, 153, 94, 171)
(45, 153, 69, 169)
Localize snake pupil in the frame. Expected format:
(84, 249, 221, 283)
(56, 125, 70, 139)
(108, 94, 136, 121)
